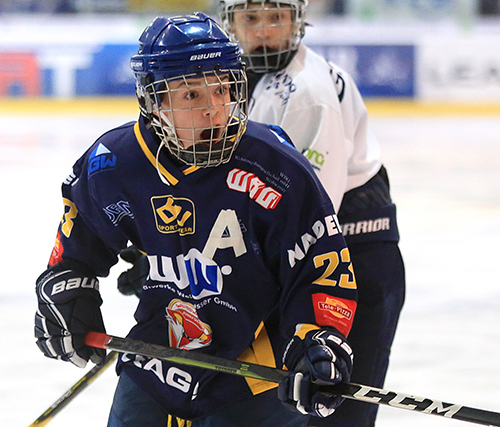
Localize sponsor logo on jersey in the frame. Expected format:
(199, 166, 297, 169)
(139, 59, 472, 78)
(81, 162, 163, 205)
(48, 231, 64, 266)
(88, 143, 117, 176)
(121, 352, 198, 396)
(148, 209, 247, 300)
(226, 168, 282, 209)
(304, 148, 325, 170)
(264, 71, 296, 106)
(341, 217, 391, 236)
(166, 299, 212, 350)
(288, 214, 342, 268)
(103, 200, 134, 226)
(151, 195, 195, 235)
(312, 293, 356, 337)
(190, 51, 221, 61)
(149, 248, 224, 300)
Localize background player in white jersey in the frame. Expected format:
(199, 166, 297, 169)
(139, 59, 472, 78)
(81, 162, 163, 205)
(34, 13, 359, 427)
(218, 1, 406, 426)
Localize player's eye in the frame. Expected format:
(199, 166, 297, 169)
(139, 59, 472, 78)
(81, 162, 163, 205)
(184, 91, 197, 100)
(244, 13, 258, 24)
(270, 12, 288, 24)
(215, 85, 227, 96)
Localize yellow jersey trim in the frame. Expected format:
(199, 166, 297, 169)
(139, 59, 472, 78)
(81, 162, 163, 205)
(237, 323, 278, 395)
(133, 122, 179, 186)
(294, 323, 321, 340)
(182, 165, 200, 176)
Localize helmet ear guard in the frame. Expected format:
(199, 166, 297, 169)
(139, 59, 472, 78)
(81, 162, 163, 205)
(135, 82, 154, 116)
(130, 13, 248, 169)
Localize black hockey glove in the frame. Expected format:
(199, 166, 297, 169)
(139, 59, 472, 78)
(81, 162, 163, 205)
(35, 268, 106, 368)
(117, 245, 148, 298)
(278, 329, 353, 418)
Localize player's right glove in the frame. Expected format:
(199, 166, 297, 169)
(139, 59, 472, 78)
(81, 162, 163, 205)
(117, 245, 148, 298)
(278, 329, 353, 418)
(35, 268, 106, 368)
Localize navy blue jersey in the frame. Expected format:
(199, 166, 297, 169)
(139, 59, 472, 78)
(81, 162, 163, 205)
(46, 117, 357, 419)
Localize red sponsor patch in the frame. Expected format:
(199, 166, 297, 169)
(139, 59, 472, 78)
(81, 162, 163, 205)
(226, 168, 282, 209)
(48, 231, 64, 266)
(312, 293, 357, 337)
(166, 300, 212, 350)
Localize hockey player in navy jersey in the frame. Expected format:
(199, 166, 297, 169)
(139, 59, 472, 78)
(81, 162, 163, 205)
(34, 13, 358, 427)
(216, 1, 406, 426)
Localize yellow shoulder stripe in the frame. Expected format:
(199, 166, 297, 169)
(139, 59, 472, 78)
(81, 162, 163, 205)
(133, 122, 179, 186)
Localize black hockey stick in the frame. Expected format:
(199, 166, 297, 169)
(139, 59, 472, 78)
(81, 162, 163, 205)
(86, 332, 500, 427)
(28, 350, 118, 427)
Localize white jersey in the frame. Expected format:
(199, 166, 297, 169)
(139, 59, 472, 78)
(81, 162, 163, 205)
(249, 43, 382, 212)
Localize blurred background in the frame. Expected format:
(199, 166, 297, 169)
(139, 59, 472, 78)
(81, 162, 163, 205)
(0, 0, 499, 101)
(1, 1, 500, 427)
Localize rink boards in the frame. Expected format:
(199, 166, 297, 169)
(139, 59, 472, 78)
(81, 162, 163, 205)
(2, 97, 500, 117)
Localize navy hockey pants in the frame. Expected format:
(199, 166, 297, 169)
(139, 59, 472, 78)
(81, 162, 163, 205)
(107, 370, 309, 427)
(307, 240, 405, 427)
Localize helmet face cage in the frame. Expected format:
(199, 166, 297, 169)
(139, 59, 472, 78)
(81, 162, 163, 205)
(220, 0, 307, 73)
(143, 68, 248, 168)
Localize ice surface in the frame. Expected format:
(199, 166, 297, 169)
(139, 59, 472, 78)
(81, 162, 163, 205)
(1, 109, 499, 427)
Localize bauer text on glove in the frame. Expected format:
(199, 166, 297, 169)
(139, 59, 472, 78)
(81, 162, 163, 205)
(35, 268, 106, 368)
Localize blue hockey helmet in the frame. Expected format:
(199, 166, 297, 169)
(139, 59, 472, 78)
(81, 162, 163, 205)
(131, 13, 244, 86)
(130, 13, 248, 169)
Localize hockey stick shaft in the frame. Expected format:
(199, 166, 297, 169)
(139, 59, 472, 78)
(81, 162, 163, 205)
(87, 332, 500, 427)
(28, 350, 118, 427)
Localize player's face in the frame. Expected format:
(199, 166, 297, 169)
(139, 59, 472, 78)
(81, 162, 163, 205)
(230, 3, 294, 56)
(161, 74, 232, 148)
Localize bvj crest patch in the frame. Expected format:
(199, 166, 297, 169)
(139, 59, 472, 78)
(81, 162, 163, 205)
(151, 195, 195, 235)
(166, 299, 212, 350)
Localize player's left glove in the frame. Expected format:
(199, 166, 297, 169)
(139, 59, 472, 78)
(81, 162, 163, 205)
(278, 329, 353, 418)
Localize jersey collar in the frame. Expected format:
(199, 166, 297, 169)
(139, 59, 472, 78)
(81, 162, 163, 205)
(133, 119, 200, 186)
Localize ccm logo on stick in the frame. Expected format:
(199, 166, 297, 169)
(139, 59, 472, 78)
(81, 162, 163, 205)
(353, 386, 461, 417)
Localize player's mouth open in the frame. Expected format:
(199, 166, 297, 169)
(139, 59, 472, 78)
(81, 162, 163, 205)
(252, 45, 277, 55)
(200, 128, 221, 143)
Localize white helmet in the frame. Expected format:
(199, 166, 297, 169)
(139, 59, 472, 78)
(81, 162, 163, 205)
(219, 0, 308, 73)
